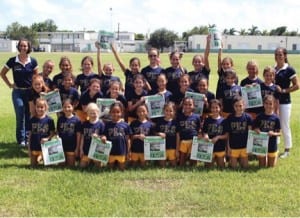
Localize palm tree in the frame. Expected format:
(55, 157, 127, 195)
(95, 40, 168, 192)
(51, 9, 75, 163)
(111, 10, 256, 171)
(239, 28, 247, 35)
(248, 25, 261, 35)
(229, 28, 237, 35)
(223, 29, 229, 35)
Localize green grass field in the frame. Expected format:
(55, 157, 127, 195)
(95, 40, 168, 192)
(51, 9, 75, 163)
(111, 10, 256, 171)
(0, 51, 300, 216)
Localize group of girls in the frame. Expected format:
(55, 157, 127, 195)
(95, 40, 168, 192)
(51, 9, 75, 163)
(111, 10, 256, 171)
(27, 36, 299, 170)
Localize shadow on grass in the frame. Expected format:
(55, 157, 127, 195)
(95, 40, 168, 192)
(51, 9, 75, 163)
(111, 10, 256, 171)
(0, 142, 28, 159)
(0, 154, 262, 173)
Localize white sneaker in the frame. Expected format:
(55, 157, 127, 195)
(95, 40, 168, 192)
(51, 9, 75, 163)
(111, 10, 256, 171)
(19, 141, 26, 147)
(279, 152, 290, 159)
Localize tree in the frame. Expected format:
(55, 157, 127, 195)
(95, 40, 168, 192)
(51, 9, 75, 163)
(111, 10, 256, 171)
(287, 30, 298, 36)
(223, 29, 229, 35)
(31, 19, 58, 32)
(5, 22, 38, 45)
(147, 28, 178, 52)
(135, 33, 145, 40)
(270, 26, 287, 36)
(248, 25, 261, 35)
(182, 25, 208, 40)
(208, 24, 216, 29)
(229, 28, 237, 35)
(261, 29, 269, 36)
(239, 28, 247, 35)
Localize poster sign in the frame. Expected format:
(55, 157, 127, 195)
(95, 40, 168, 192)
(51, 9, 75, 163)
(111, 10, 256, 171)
(246, 130, 269, 156)
(88, 136, 112, 164)
(144, 136, 166, 160)
(190, 137, 214, 162)
(41, 137, 65, 165)
(241, 85, 263, 108)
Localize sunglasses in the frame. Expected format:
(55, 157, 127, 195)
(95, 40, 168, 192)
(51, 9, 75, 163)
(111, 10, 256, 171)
(148, 55, 157, 58)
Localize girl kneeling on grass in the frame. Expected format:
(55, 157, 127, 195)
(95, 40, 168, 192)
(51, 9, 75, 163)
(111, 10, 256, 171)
(155, 102, 178, 167)
(79, 103, 105, 168)
(130, 104, 155, 167)
(224, 96, 252, 169)
(101, 102, 132, 170)
(57, 99, 81, 167)
(28, 98, 55, 166)
(176, 97, 201, 166)
(202, 99, 227, 168)
(253, 95, 281, 167)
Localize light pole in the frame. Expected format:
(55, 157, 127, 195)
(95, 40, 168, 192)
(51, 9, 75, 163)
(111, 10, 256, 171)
(110, 7, 113, 33)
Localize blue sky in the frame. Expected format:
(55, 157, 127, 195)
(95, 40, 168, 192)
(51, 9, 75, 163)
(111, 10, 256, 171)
(0, 0, 299, 35)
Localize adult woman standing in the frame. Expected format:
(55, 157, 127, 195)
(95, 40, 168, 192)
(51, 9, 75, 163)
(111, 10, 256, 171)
(0, 39, 39, 147)
(274, 47, 299, 158)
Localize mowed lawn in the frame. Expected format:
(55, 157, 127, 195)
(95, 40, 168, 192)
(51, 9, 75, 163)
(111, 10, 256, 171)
(0, 51, 300, 216)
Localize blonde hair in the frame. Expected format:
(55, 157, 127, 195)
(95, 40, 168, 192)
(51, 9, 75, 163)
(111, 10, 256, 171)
(86, 102, 100, 115)
(35, 98, 49, 110)
(246, 59, 259, 75)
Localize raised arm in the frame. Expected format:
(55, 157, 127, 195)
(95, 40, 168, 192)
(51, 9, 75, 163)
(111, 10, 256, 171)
(217, 45, 222, 73)
(111, 43, 127, 73)
(204, 34, 211, 71)
(95, 42, 103, 75)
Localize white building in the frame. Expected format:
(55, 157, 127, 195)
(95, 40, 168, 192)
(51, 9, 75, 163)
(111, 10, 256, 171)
(37, 31, 99, 52)
(188, 35, 300, 53)
(0, 39, 18, 52)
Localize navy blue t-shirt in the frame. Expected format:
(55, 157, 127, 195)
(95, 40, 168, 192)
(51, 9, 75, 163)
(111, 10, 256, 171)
(202, 116, 226, 152)
(141, 65, 164, 94)
(57, 115, 81, 152)
(80, 120, 105, 155)
(220, 84, 241, 113)
(104, 121, 132, 155)
(75, 73, 100, 93)
(130, 120, 155, 153)
(275, 64, 297, 104)
(155, 118, 177, 150)
(164, 66, 187, 94)
(99, 74, 122, 95)
(224, 113, 252, 149)
(188, 67, 210, 91)
(78, 90, 103, 109)
(59, 87, 80, 104)
(176, 112, 201, 140)
(5, 56, 38, 88)
(29, 115, 55, 151)
(253, 113, 281, 153)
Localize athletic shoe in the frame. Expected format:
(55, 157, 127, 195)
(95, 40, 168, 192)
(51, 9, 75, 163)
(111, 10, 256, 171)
(279, 152, 290, 159)
(19, 141, 26, 148)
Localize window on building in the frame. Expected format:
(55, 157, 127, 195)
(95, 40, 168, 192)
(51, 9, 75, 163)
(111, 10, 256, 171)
(258, 45, 262, 50)
(227, 44, 232, 50)
(292, 44, 297, 50)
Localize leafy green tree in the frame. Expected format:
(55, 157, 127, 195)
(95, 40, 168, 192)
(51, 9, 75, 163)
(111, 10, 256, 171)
(135, 33, 145, 40)
(182, 25, 208, 40)
(261, 29, 269, 36)
(147, 28, 178, 52)
(270, 26, 287, 36)
(31, 19, 58, 32)
(5, 22, 38, 45)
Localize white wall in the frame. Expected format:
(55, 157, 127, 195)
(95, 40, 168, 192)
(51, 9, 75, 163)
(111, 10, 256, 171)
(0, 39, 18, 52)
(188, 35, 300, 52)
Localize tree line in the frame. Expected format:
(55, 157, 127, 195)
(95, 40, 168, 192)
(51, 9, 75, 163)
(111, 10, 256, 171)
(1, 19, 298, 52)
